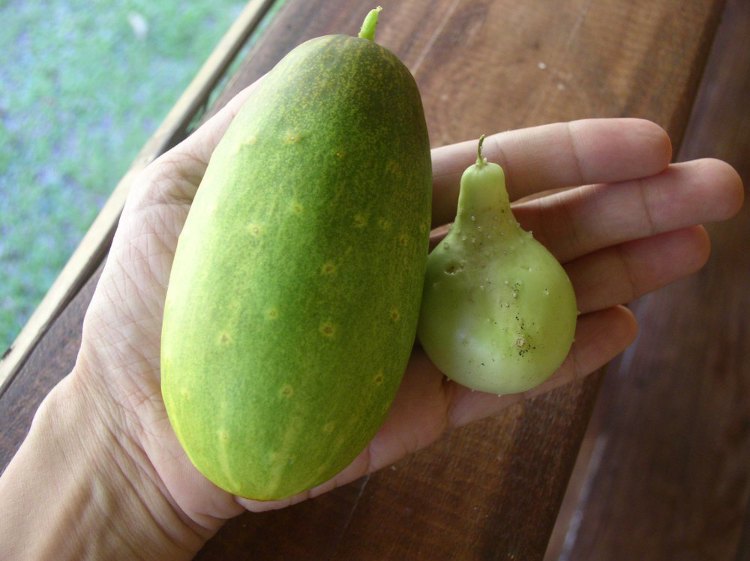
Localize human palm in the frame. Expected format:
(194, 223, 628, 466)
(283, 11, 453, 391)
(71, 83, 742, 533)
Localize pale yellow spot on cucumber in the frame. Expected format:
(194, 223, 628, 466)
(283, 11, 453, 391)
(268, 450, 282, 463)
(378, 217, 391, 230)
(322, 421, 336, 434)
(319, 321, 337, 338)
(270, 451, 296, 465)
(218, 331, 232, 345)
(398, 233, 410, 247)
(334, 149, 346, 159)
(353, 213, 368, 228)
(320, 261, 337, 276)
(247, 223, 264, 237)
(290, 200, 304, 215)
(283, 130, 302, 144)
(390, 307, 401, 322)
(386, 159, 402, 176)
(373, 370, 385, 386)
(280, 384, 294, 398)
(265, 307, 279, 320)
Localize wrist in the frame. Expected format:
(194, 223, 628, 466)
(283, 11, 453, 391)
(0, 372, 210, 561)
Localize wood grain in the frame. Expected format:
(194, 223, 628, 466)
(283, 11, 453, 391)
(211, 0, 723, 148)
(0, 0, 729, 559)
(547, 0, 750, 558)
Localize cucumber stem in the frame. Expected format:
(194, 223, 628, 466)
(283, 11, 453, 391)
(358, 6, 383, 40)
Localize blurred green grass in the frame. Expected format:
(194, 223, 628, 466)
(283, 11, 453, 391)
(0, 0, 247, 351)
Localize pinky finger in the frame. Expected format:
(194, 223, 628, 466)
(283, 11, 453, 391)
(448, 305, 638, 428)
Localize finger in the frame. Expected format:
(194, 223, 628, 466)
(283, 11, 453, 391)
(513, 158, 744, 262)
(567, 226, 710, 314)
(431, 118, 672, 227)
(446, 305, 638, 428)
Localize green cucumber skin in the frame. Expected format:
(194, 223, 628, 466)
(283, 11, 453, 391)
(161, 35, 432, 501)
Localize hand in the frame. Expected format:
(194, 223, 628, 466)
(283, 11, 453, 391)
(66, 87, 744, 545)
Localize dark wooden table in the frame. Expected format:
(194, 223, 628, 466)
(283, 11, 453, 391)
(2, 0, 748, 559)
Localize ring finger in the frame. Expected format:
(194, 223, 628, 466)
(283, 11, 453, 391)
(566, 225, 710, 314)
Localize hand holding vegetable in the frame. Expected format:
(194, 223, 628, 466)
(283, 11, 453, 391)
(0, 105, 742, 559)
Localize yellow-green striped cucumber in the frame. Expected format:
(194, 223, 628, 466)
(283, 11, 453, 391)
(161, 8, 431, 501)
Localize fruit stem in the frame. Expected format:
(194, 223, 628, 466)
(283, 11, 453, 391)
(476, 134, 487, 167)
(358, 6, 383, 40)
(453, 136, 513, 236)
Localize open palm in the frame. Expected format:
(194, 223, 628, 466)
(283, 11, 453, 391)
(70, 81, 743, 533)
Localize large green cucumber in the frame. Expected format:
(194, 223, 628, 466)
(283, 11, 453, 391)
(161, 10, 431, 501)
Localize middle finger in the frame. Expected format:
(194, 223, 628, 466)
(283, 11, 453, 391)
(513, 158, 741, 263)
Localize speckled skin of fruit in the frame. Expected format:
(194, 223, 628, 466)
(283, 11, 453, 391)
(417, 149, 577, 395)
(160, 34, 431, 501)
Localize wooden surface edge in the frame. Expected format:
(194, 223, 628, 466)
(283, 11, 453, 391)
(0, 0, 276, 394)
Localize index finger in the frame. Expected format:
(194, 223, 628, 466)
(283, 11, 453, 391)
(431, 118, 673, 227)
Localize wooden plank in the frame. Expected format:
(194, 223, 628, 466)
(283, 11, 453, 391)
(0, 0, 278, 394)
(546, 0, 750, 558)
(212, 0, 723, 145)
(328, 389, 601, 561)
(0, 0, 727, 559)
